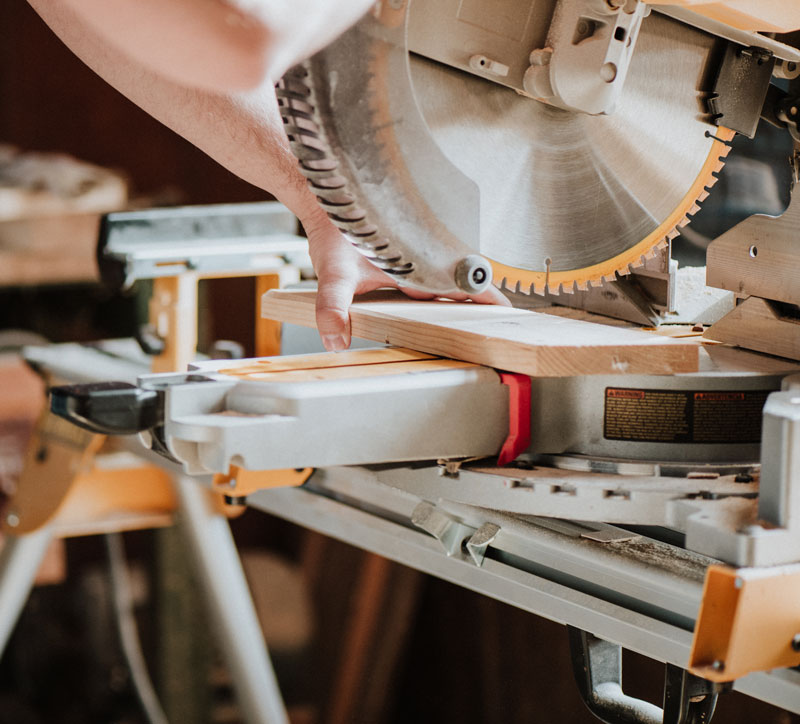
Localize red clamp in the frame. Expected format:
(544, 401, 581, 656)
(497, 372, 532, 466)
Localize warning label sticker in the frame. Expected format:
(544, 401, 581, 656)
(603, 387, 770, 444)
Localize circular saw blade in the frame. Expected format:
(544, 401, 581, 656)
(409, 12, 734, 294)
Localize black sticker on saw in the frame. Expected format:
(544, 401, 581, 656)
(603, 388, 770, 444)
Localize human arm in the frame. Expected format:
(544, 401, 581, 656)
(28, 0, 508, 350)
(57, 0, 377, 92)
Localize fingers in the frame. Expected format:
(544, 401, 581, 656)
(304, 213, 398, 351)
(300, 204, 512, 353)
(315, 272, 354, 351)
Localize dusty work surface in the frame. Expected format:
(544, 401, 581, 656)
(262, 289, 700, 377)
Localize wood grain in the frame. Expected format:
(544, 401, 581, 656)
(707, 194, 800, 306)
(705, 296, 800, 361)
(262, 289, 700, 377)
(0, 213, 101, 285)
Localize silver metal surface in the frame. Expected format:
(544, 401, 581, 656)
(525, 360, 789, 464)
(409, 0, 648, 115)
(524, 0, 648, 115)
(174, 475, 288, 724)
(248, 469, 800, 714)
(376, 463, 757, 527)
(760, 392, 800, 529)
(408, 0, 552, 95)
(653, 5, 800, 65)
(157, 360, 508, 474)
(409, 12, 723, 289)
(0, 529, 53, 655)
(99, 202, 308, 287)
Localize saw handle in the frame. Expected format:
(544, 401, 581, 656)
(50, 382, 161, 436)
(568, 627, 721, 724)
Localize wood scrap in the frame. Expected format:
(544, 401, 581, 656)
(262, 289, 700, 377)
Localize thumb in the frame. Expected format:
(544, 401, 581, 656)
(315, 272, 356, 351)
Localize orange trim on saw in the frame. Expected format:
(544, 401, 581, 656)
(490, 127, 735, 295)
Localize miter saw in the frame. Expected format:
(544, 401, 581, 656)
(44, 2, 800, 722)
(277, 0, 800, 335)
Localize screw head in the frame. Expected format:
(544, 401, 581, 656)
(454, 255, 492, 294)
(5, 512, 19, 528)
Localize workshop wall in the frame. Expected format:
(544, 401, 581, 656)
(0, 0, 261, 351)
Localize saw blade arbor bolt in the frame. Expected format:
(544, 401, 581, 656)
(455, 255, 492, 294)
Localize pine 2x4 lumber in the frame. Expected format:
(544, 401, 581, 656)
(262, 289, 700, 377)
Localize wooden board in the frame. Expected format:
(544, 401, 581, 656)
(705, 296, 800, 361)
(0, 147, 128, 286)
(262, 289, 700, 377)
(0, 213, 102, 285)
(706, 194, 800, 306)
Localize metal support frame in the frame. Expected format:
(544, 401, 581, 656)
(174, 475, 288, 724)
(248, 467, 800, 715)
(0, 528, 54, 654)
(569, 627, 720, 724)
(0, 472, 289, 724)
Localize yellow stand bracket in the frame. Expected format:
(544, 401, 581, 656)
(689, 563, 800, 682)
(3, 408, 175, 537)
(213, 467, 314, 499)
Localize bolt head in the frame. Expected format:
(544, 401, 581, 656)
(528, 48, 553, 67)
(454, 255, 492, 294)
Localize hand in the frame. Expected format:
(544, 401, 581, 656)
(302, 208, 510, 352)
(32, 0, 511, 356)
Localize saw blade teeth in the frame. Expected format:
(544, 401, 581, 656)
(278, 61, 422, 282)
(490, 128, 734, 298)
(649, 239, 668, 259)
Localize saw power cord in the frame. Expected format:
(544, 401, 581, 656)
(105, 532, 169, 724)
